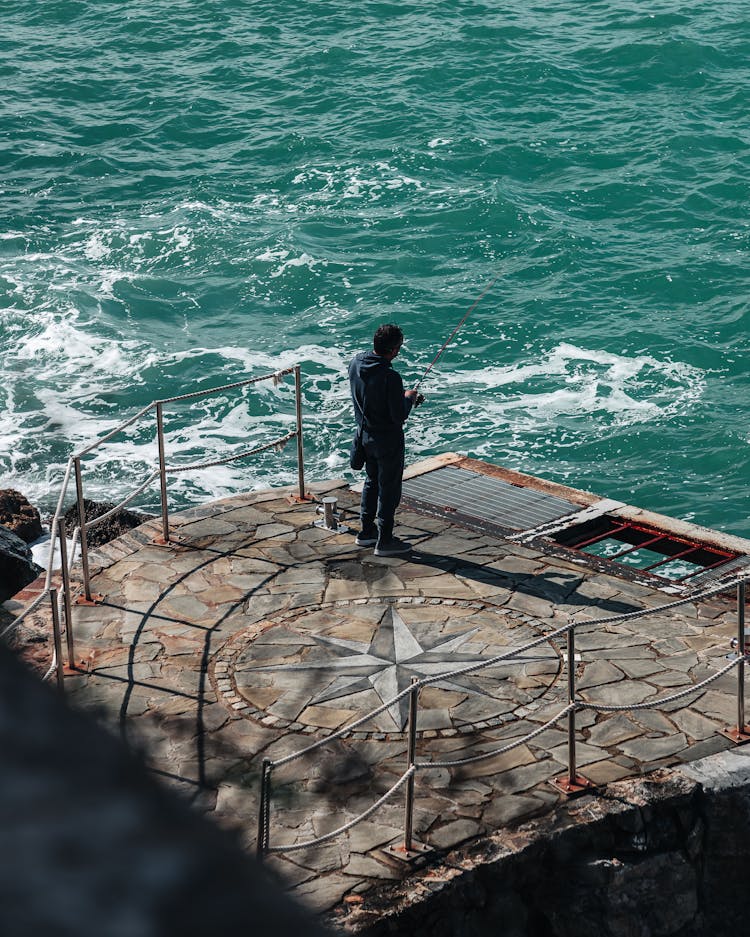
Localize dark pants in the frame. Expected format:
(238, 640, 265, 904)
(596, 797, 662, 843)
(360, 429, 404, 543)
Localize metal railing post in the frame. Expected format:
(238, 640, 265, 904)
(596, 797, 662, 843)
(551, 627, 592, 794)
(156, 402, 170, 543)
(56, 520, 76, 669)
(566, 627, 577, 786)
(294, 365, 305, 500)
(738, 580, 746, 734)
(256, 758, 272, 862)
(49, 589, 65, 693)
(73, 457, 93, 602)
(403, 677, 419, 852)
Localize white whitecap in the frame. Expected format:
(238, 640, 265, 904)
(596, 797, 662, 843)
(30, 531, 76, 571)
(84, 233, 111, 261)
(269, 252, 321, 278)
(441, 342, 704, 427)
(255, 248, 289, 262)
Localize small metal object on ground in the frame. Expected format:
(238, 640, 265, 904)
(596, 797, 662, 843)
(287, 493, 314, 503)
(151, 532, 188, 547)
(383, 840, 434, 863)
(550, 775, 597, 796)
(75, 593, 104, 606)
(313, 496, 350, 534)
(719, 726, 750, 744)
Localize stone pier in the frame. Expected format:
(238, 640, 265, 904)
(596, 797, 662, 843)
(4, 455, 749, 926)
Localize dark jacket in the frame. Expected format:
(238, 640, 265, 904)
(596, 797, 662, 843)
(348, 351, 413, 438)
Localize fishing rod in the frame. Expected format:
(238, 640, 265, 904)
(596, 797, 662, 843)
(412, 275, 499, 393)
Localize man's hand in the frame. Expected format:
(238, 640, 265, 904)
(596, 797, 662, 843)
(405, 390, 425, 408)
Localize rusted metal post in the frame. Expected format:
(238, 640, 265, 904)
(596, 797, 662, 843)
(566, 627, 577, 786)
(57, 521, 75, 668)
(73, 457, 92, 602)
(156, 402, 170, 543)
(719, 580, 750, 744)
(294, 365, 305, 500)
(404, 677, 419, 852)
(738, 580, 746, 733)
(551, 627, 593, 795)
(50, 588, 65, 693)
(256, 758, 272, 862)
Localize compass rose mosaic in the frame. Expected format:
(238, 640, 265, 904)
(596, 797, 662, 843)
(212, 597, 562, 739)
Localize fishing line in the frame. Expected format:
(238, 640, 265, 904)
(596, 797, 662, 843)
(413, 275, 499, 392)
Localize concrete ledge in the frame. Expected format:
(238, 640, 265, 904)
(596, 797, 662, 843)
(336, 755, 750, 936)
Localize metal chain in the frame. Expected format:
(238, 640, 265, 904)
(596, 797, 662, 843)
(74, 402, 155, 459)
(68, 526, 81, 567)
(156, 367, 296, 405)
(271, 572, 749, 771)
(415, 704, 575, 770)
(85, 471, 160, 528)
(0, 589, 47, 639)
(267, 767, 416, 855)
(415, 572, 749, 688)
(579, 655, 746, 713)
(421, 628, 571, 686)
(43, 461, 74, 590)
(166, 431, 296, 475)
(270, 681, 419, 770)
(569, 571, 749, 630)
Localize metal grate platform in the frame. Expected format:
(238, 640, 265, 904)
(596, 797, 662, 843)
(688, 554, 750, 586)
(401, 466, 580, 532)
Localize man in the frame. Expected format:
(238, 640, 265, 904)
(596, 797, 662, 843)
(348, 323, 423, 557)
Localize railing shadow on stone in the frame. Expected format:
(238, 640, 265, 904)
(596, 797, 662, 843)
(256, 578, 749, 863)
(1, 365, 308, 689)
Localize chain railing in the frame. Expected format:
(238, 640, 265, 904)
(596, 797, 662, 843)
(2, 365, 308, 687)
(256, 574, 750, 861)
(4, 392, 749, 859)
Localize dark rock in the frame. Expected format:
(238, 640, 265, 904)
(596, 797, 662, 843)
(63, 499, 153, 547)
(0, 490, 43, 544)
(0, 527, 42, 602)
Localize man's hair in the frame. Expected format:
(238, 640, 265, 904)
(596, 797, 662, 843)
(373, 323, 403, 356)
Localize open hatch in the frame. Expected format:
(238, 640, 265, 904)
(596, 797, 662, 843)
(552, 516, 739, 583)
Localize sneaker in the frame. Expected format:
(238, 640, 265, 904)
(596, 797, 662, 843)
(374, 537, 411, 557)
(355, 528, 378, 547)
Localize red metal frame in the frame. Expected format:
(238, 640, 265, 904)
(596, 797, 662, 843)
(608, 533, 668, 560)
(561, 517, 737, 582)
(569, 523, 631, 551)
(678, 552, 737, 581)
(642, 545, 701, 573)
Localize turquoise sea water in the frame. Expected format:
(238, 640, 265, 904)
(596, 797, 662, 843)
(2, 1, 748, 535)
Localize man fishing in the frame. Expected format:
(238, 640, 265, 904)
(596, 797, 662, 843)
(348, 282, 495, 555)
(348, 323, 423, 557)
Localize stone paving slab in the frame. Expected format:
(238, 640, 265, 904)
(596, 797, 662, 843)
(5, 473, 747, 917)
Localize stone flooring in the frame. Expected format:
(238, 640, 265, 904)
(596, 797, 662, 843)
(6, 473, 747, 917)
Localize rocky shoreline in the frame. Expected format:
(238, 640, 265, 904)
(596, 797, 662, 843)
(0, 488, 152, 604)
(0, 491, 43, 604)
